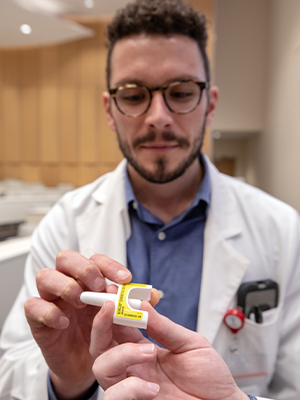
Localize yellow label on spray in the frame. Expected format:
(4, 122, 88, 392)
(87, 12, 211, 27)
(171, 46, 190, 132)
(115, 283, 147, 321)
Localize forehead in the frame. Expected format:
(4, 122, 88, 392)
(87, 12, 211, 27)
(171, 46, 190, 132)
(109, 33, 205, 87)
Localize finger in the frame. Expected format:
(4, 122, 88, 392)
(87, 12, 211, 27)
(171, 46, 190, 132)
(24, 297, 69, 330)
(150, 288, 160, 307)
(90, 301, 116, 359)
(36, 268, 85, 308)
(106, 284, 119, 294)
(143, 302, 211, 353)
(90, 254, 132, 284)
(104, 377, 160, 400)
(93, 342, 156, 390)
(56, 250, 107, 292)
(90, 301, 145, 359)
(56, 250, 132, 291)
(112, 323, 146, 346)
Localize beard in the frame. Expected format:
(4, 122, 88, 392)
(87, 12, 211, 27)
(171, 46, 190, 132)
(115, 121, 206, 184)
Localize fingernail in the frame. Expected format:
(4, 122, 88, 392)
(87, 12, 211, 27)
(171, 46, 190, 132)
(139, 343, 155, 354)
(147, 382, 160, 393)
(59, 316, 69, 329)
(116, 269, 131, 282)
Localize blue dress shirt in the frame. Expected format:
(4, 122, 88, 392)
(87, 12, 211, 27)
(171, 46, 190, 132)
(126, 154, 211, 332)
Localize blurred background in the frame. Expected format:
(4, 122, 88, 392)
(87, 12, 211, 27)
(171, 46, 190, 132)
(0, 0, 299, 328)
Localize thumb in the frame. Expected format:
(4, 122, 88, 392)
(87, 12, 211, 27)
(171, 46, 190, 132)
(142, 302, 211, 353)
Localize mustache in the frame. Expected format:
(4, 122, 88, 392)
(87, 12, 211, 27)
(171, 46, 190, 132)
(132, 131, 190, 148)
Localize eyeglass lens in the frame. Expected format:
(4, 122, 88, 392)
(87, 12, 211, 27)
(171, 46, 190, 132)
(114, 81, 202, 117)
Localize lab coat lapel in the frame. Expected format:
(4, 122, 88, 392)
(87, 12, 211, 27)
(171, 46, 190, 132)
(76, 160, 130, 267)
(197, 159, 249, 344)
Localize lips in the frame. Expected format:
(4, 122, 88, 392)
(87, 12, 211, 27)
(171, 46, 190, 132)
(139, 143, 179, 151)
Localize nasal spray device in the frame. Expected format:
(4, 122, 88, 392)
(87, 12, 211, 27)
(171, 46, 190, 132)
(80, 283, 152, 329)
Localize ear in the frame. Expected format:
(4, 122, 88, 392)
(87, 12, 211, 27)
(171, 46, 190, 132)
(103, 91, 117, 132)
(205, 86, 219, 127)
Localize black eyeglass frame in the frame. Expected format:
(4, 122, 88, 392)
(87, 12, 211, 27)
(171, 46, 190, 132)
(109, 80, 209, 117)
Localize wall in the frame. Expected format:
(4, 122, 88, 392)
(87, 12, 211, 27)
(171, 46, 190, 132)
(254, 0, 300, 212)
(0, 19, 123, 188)
(211, 0, 270, 188)
(214, 134, 258, 185)
(212, 0, 269, 134)
(212, 0, 300, 213)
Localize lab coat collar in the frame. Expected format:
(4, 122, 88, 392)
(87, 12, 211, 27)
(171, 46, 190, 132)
(197, 157, 249, 344)
(91, 159, 128, 207)
(206, 156, 243, 239)
(76, 159, 130, 265)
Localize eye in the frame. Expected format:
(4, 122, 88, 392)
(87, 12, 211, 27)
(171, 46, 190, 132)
(118, 87, 148, 104)
(168, 83, 198, 102)
(122, 93, 146, 102)
(170, 90, 193, 99)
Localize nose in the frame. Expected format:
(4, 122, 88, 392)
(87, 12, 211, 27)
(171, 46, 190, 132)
(144, 91, 173, 130)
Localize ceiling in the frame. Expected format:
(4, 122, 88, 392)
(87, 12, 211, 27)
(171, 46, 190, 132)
(0, 0, 131, 48)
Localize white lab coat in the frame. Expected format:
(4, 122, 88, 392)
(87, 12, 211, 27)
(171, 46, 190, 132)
(1, 156, 300, 400)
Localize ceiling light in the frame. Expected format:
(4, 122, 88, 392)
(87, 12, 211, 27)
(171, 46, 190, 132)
(20, 24, 32, 34)
(13, 0, 68, 15)
(84, 0, 94, 9)
(213, 131, 222, 139)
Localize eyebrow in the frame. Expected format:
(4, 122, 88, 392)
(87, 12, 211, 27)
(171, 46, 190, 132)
(112, 79, 145, 88)
(112, 76, 203, 89)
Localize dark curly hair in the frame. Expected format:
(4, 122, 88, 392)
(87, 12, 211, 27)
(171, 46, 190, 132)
(106, 0, 210, 88)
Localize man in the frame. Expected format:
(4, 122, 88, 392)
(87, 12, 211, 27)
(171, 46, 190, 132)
(1, 0, 300, 399)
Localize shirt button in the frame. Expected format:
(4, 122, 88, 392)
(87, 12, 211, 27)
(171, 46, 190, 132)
(158, 289, 165, 299)
(132, 201, 138, 210)
(158, 231, 166, 241)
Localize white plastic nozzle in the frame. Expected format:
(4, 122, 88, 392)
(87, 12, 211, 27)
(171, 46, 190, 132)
(80, 291, 142, 310)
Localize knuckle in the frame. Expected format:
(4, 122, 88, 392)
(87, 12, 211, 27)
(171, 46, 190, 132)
(102, 257, 121, 277)
(90, 254, 119, 274)
(56, 249, 72, 259)
(80, 261, 96, 280)
(43, 304, 59, 325)
(61, 278, 78, 299)
(89, 253, 103, 262)
(56, 249, 73, 268)
(36, 268, 47, 281)
(105, 259, 117, 274)
(36, 268, 52, 287)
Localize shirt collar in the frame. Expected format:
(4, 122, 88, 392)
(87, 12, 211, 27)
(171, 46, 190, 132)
(125, 152, 211, 214)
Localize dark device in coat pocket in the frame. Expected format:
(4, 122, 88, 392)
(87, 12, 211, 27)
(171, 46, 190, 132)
(237, 280, 279, 323)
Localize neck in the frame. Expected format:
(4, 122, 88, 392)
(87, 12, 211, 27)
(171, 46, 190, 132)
(127, 159, 203, 224)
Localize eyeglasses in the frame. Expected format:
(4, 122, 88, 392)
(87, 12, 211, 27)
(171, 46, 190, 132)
(109, 80, 209, 118)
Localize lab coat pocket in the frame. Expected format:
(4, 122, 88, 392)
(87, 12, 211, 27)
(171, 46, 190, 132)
(226, 304, 282, 395)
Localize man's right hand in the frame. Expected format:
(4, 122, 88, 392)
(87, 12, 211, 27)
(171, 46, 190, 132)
(24, 249, 132, 400)
(91, 301, 250, 400)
